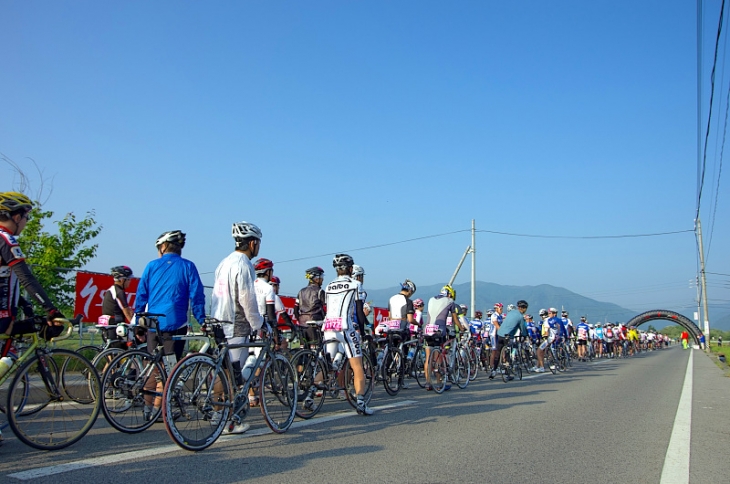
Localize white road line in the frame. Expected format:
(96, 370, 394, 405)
(660, 350, 693, 484)
(7, 400, 416, 481)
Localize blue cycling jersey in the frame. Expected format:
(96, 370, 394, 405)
(135, 253, 206, 332)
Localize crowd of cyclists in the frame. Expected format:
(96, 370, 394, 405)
(0, 190, 670, 449)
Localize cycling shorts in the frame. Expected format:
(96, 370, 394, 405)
(324, 328, 362, 361)
(148, 327, 187, 361)
(577, 340, 587, 346)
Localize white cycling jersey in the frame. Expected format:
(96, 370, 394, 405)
(211, 251, 263, 338)
(254, 277, 276, 321)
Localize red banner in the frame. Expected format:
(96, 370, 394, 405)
(74, 271, 139, 324)
(373, 307, 388, 326)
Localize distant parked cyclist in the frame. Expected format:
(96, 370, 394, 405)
(294, 266, 326, 347)
(100, 265, 135, 344)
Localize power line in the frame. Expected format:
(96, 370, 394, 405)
(273, 229, 472, 264)
(698, 0, 727, 218)
(475, 229, 693, 239)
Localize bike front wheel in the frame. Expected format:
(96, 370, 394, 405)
(290, 349, 326, 420)
(8, 349, 100, 450)
(259, 353, 297, 433)
(163, 353, 230, 451)
(344, 352, 374, 408)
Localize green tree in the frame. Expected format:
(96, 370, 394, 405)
(17, 206, 102, 314)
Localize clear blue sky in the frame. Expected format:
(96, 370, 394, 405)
(1, 1, 728, 319)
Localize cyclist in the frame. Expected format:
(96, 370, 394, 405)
(293, 266, 326, 348)
(387, 279, 416, 388)
(323, 254, 372, 415)
(136, 230, 205, 360)
(494, 300, 530, 380)
(470, 310, 484, 338)
(561, 310, 574, 341)
(351, 265, 368, 333)
(525, 314, 539, 344)
(458, 304, 470, 332)
(99, 265, 135, 345)
(254, 258, 278, 345)
(491, 303, 504, 333)
(210, 221, 267, 434)
(603, 323, 616, 358)
(424, 285, 460, 391)
(594, 323, 604, 358)
(576, 316, 590, 361)
(0, 192, 65, 334)
(413, 298, 425, 327)
(269, 276, 294, 352)
(0, 192, 65, 446)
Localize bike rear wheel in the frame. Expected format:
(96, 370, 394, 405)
(382, 347, 404, 396)
(259, 354, 297, 433)
(428, 348, 447, 394)
(413, 346, 427, 388)
(290, 349, 326, 419)
(467, 345, 479, 381)
(163, 353, 230, 451)
(8, 349, 100, 450)
(455, 348, 469, 389)
(344, 353, 374, 409)
(101, 349, 165, 433)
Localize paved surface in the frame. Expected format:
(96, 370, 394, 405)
(0, 345, 726, 483)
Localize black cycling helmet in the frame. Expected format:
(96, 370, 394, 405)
(155, 230, 186, 248)
(305, 266, 325, 279)
(516, 300, 529, 309)
(111, 265, 133, 279)
(333, 253, 354, 269)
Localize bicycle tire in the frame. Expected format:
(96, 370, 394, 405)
(414, 346, 427, 388)
(455, 347, 469, 389)
(8, 349, 100, 450)
(382, 347, 404, 396)
(546, 349, 557, 374)
(163, 353, 230, 451)
(344, 352, 374, 409)
(76, 345, 103, 363)
(291, 349, 326, 419)
(467, 346, 479, 381)
(429, 349, 447, 394)
(500, 347, 510, 383)
(259, 353, 297, 434)
(100, 349, 165, 433)
(515, 363, 523, 380)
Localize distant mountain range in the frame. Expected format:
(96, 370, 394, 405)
(365, 281, 638, 323)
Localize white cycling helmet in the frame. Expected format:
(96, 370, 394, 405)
(155, 230, 186, 248)
(232, 221, 262, 240)
(116, 324, 129, 338)
(352, 265, 365, 277)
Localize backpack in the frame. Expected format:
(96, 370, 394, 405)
(605, 328, 614, 338)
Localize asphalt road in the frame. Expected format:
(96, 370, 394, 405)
(0, 345, 725, 484)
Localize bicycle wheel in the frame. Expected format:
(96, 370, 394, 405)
(344, 352, 374, 408)
(76, 345, 102, 363)
(500, 347, 511, 382)
(163, 353, 230, 451)
(290, 349, 326, 419)
(382, 347, 404, 396)
(101, 349, 164, 433)
(455, 347, 469, 389)
(259, 353, 297, 434)
(467, 345, 479, 381)
(8, 349, 100, 450)
(515, 361, 523, 380)
(546, 349, 557, 374)
(428, 349, 447, 394)
(414, 346, 427, 388)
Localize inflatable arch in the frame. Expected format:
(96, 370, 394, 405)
(626, 310, 702, 345)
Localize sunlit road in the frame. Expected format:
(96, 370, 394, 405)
(1, 346, 726, 484)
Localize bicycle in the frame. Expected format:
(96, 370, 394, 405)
(400, 326, 428, 388)
(99, 313, 211, 434)
(498, 337, 522, 382)
(290, 322, 374, 419)
(425, 325, 469, 394)
(378, 319, 407, 396)
(162, 318, 297, 451)
(0, 315, 101, 450)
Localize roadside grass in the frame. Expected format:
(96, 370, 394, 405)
(706, 343, 730, 376)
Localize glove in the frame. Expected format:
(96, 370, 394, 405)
(47, 308, 65, 324)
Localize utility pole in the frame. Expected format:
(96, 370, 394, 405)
(471, 219, 476, 319)
(696, 218, 711, 350)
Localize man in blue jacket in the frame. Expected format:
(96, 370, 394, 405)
(490, 300, 529, 379)
(136, 230, 206, 361)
